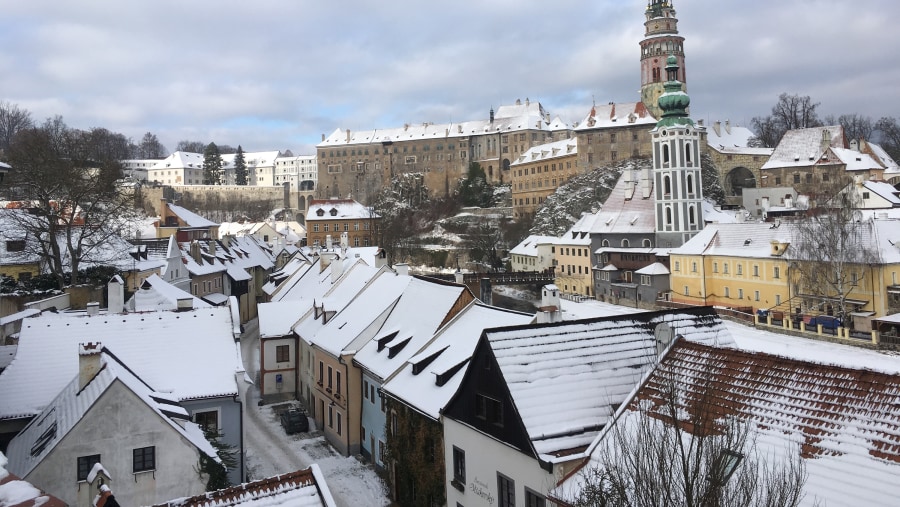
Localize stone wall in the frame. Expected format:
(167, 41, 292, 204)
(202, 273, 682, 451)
(140, 185, 316, 222)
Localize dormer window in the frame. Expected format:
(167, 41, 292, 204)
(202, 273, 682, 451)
(316, 209, 325, 217)
(330, 208, 338, 216)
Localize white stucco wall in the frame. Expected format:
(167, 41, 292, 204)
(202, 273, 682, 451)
(262, 337, 297, 396)
(443, 417, 558, 507)
(25, 380, 208, 507)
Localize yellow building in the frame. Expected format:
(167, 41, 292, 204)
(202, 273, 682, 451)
(670, 221, 900, 327)
(0, 210, 41, 282)
(510, 138, 578, 219)
(553, 220, 594, 297)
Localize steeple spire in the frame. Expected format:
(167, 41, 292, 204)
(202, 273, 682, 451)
(656, 55, 693, 128)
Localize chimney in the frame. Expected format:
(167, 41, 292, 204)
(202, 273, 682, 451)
(454, 270, 464, 284)
(725, 120, 732, 134)
(331, 256, 344, 283)
(176, 297, 194, 312)
(761, 196, 770, 211)
(641, 165, 652, 199)
(86, 302, 100, 316)
(375, 249, 387, 269)
(209, 239, 216, 256)
(340, 231, 349, 250)
(785, 195, 793, 208)
(190, 241, 202, 264)
(346, 129, 351, 142)
(713, 121, 721, 137)
(107, 276, 125, 314)
(325, 235, 333, 251)
(321, 133, 325, 142)
(395, 263, 410, 277)
(480, 278, 492, 305)
(490, 107, 495, 123)
(320, 251, 335, 269)
(79, 342, 103, 390)
(850, 139, 859, 151)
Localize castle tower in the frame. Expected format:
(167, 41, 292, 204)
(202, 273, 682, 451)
(653, 55, 703, 248)
(640, 0, 686, 119)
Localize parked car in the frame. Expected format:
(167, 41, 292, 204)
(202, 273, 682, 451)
(808, 315, 842, 330)
(280, 408, 309, 434)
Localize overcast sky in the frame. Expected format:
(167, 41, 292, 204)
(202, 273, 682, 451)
(2, 0, 898, 155)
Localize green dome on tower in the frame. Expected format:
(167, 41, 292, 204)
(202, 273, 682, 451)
(656, 55, 694, 128)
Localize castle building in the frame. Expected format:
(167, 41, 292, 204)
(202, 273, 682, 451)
(640, 0, 686, 119)
(652, 55, 704, 248)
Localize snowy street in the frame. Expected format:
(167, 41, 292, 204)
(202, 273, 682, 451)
(238, 318, 389, 506)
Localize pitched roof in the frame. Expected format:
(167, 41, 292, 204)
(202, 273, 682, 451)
(5, 348, 218, 479)
(151, 465, 336, 507)
(167, 203, 218, 228)
(761, 125, 845, 170)
(573, 102, 656, 131)
(128, 273, 212, 311)
(586, 167, 656, 235)
(482, 308, 734, 462)
(307, 199, 377, 221)
(561, 340, 900, 506)
(511, 138, 577, 167)
(509, 235, 559, 257)
(353, 277, 472, 380)
(382, 303, 532, 420)
(0, 307, 241, 420)
(306, 271, 412, 357)
(831, 147, 883, 172)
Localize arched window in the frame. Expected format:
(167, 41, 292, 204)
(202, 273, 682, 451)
(686, 174, 694, 195)
(664, 175, 672, 195)
(622, 239, 630, 248)
(689, 206, 696, 226)
(665, 206, 673, 225)
(662, 144, 670, 164)
(643, 239, 652, 248)
(602, 239, 610, 247)
(685, 143, 692, 164)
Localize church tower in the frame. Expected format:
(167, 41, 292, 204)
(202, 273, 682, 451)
(653, 55, 703, 248)
(640, 0, 686, 119)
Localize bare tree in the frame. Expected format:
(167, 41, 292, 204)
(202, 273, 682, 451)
(790, 191, 881, 325)
(176, 140, 207, 153)
(875, 117, 900, 162)
(751, 93, 822, 148)
(0, 101, 34, 154)
(3, 119, 139, 288)
(824, 114, 874, 143)
(559, 354, 813, 507)
(137, 131, 167, 158)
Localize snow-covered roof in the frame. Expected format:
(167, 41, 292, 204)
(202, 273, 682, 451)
(167, 203, 218, 228)
(0, 307, 241, 420)
(635, 262, 670, 275)
(483, 308, 734, 462)
(0, 452, 67, 507)
(672, 219, 900, 264)
(761, 125, 845, 170)
(152, 465, 336, 507)
(382, 303, 532, 420)
(702, 199, 740, 224)
(831, 147, 883, 172)
(307, 199, 377, 221)
(704, 121, 773, 156)
(862, 181, 900, 206)
(202, 292, 230, 306)
(865, 141, 900, 173)
(511, 138, 577, 167)
(587, 169, 656, 235)
(317, 101, 553, 148)
(6, 348, 218, 479)
(127, 273, 212, 311)
(559, 339, 900, 506)
(509, 235, 558, 257)
(573, 102, 656, 131)
(354, 277, 471, 381)
(307, 271, 412, 357)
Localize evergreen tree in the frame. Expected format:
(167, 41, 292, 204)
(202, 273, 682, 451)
(234, 145, 248, 185)
(457, 162, 493, 207)
(203, 142, 224, 185)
